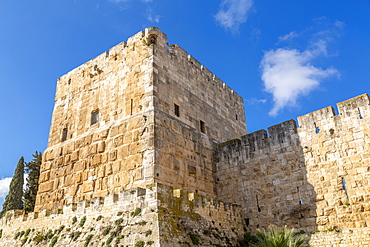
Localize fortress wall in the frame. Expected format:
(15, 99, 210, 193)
(142, 27, 247, 197)
(216, 94, 370, 239)
(297, 93, 370, 231)
(36, 30, 157, 211)
(216, 120, 314, 233)
(0, 183, 246, 247)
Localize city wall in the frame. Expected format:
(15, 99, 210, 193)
(216, 93, 370, 245)
(0, 183, 245, 247)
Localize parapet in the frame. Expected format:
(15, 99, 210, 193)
(0, 183, 242, 226)
(297, 93, 369, 132)
(218, 93, 370, 158)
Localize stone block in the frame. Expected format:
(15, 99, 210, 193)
(82, 180, 95, 193)
(39, 181, 54, 193)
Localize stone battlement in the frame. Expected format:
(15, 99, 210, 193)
(217, 93, 369, 156)
(2, 28, 369, 246)
(0, 183, 245, 247)
(2, 183, 242, 227)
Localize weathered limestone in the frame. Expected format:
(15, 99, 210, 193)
(1, 27, 370, 246)
(35, 27, 246, 212)
(0, 184, 245, 247)
(216, 93, 370, 245)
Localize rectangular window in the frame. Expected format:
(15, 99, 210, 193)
(200, 120, 205, 133)
(130, 99, 133, 115)
(91, 110, 99, 125)
(174, 104, 180, 117)
(61, 128, 68, 142)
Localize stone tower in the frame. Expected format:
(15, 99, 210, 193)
(35, 27, 247, 211)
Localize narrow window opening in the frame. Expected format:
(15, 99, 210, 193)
(314, 122, 320, 133)
(130, 99, 133, 115)
(91, 110, 99, 125)
(342, 178, 349, 198)
(236, 114, 238, 120)
(297, 187, 304, 204)
(148, 35, 157, 45)
(174, 104, 180, 117)
(358, 108, 364, 119)
(200, 120, 205, 133)
(256, 195, 261, 212)
(61, 128, 68, 142)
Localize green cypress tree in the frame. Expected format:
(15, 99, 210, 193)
(24, 151, 42, 213)
(0, 157, 25, 217)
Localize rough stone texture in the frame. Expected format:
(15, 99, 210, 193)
(216, 93, 370, 245)
(0, 183, 245, 247)
(1, 27, 370, 246)
(35, 27, 246, 212)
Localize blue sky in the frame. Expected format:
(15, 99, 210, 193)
(0, 0, 369, 204)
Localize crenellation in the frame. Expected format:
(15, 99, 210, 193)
(3, 28, 370, 246)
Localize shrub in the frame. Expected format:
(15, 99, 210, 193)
(117, 211, 123, 216)
(72, 216, 77, 224)
(25, 228, 31, 237)
(57, 225, 65, 234)
(189, 234, 199, 245)
(21, 236, 28, 246)
(111, 225, 123, 237)
(147, 240, 154, 245)
(131, 208, 141, 217)
(135, 240, 145, 247)
(145, 230, 152, 236)
(84, 234, 94, 247)
(49, 236, 58, 247)
(97, 215, 103, 221)
(33, 233, 44, 244)
(79, 216, 87, 227)
(71, 231, 82, 241)
(102, 226, 112, 236)
(106, 236, 113, 245)
(46, 229, 54, 239)
(137, 220, 147, 226)
(254, 225, 307, 247)
(115, 218, 123, 225)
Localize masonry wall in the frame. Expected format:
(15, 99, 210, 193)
(36, 27, 247, 211)
(0, 183, 246, 247)
(147, 28, 247, 197)
(216, 93, 370, 244)
(36, 30, 157, 211)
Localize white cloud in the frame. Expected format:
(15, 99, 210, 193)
(247, 98, 267, 105)
(278, 31, 298, 43)
(215, 0, 253, 32)
(146, 14, 161, 23)
(261, 42, 339, 116)
(0, 177, 12, 199)
(145, 8, 161, 23)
